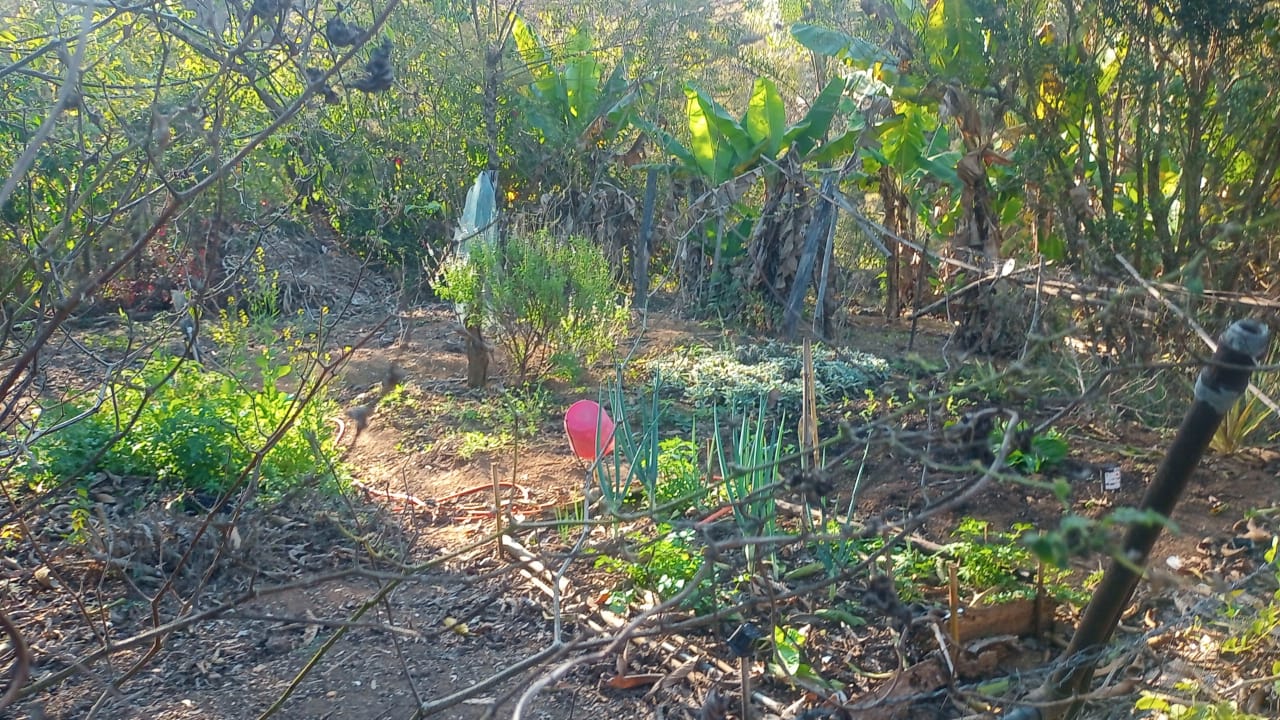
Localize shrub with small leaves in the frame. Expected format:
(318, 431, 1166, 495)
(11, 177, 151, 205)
(437, 231, 629, 383)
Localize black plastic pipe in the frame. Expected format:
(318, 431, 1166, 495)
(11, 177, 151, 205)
(1006, 319, 1270, 720)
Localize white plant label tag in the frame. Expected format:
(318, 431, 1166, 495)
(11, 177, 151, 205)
(1103, 465, 1122, 491)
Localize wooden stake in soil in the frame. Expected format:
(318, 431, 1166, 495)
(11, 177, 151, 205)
(799, 339, 820, 472)
(948, 563, 961, 646)
(492, 463, 503, 556)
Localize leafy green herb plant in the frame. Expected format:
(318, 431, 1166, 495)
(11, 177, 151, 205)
(21, 354, 341, 500)
(991, 420, 1069, 473)
(655, 437, 707, 517)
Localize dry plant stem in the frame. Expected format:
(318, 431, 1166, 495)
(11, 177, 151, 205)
(0, 0, 403, 413)
(908, 261, 1039, 320)
(0, 351, 201, 651)
(907, 231, 930, 350)
(388, 609, 428, 710)
(881, 411, 1020, 534)
(0, 359, 118, 460)
(948, 564, 961, 645)
(224, 612, 422, 638)
(1020, 256, 1047, 362)
(22, 324, 386, 707)
(987, 677, 1138, 719)
(11, 8, 389, 713)
(257, 524, 514, 719)
(414, 643, 582, 718)
(549, 470, 598, 644)
(0, 606, 31, 711)
(496, 495, 1023, 697)
(0, 349, 196, 548)
(510, 561, 715, 720)
(492, 462, 504, 556)
(0, 7, 91, 210)
(835, 190, 982, 275)
(0, 11, 122, 86)
(931, 622, 957, 678)
(502, 535, 569, 600)
(584, 614, 784, 715)
(509, 414, 520, 518)
(0, 188, 172, 421)
(15, 569, 382, 701)
(590, 612, 738, 675)
(351, 479, 433, 507)
(256, 577, 407, 720)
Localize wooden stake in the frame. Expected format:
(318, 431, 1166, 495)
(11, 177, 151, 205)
(491, 463, 503, 557)
(948, 563, 961, 647)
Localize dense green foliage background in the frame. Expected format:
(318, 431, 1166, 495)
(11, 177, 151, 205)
(4, 0, 1278, 324)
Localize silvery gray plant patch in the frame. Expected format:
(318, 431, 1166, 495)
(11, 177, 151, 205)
(648, 341, 889, 412)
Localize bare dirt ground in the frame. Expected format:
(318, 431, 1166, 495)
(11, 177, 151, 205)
(5, 302, 1280, 720)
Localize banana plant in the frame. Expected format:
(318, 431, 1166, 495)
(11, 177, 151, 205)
(506, 17, 641, 275)
(637, 76, 862, 304)
(510, 17, 637, 153)
(640, 76, 860, 187)
(794, 9, 1032, 350)
(792, 22, 962, 188)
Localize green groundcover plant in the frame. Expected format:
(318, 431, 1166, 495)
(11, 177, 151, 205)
(17, 354, 342, 499)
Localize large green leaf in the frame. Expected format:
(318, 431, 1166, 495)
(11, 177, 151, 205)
(918, 150, 962, 187)
(791, 23, 897, 68)
(524, 104, 566, 145)
(923, 0, 985, 84)
(564, 27, 592, 55)
(1097, 46, 1122, 96)
(600, 62, 636, 129)
(633, 117, 699, 171)
(690, 85, 753, 164)
(563, 55, 602, 123)
(804, 122, 865, 165)
(602, 87, 638, 132)
(744, 77, 785, 154)
(875, 110, 926, 174)
(685, 87, 724, 181)
(783, 77, 847, 157)
(511, 16, 551, 80)
(601, 60, 631, 99)
(685, 84, 753, 183)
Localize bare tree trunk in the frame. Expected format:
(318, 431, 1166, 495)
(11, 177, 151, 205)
(814, 204, 838, 340)
(880, 167, 907, 318)
(634, 167, 657, 309)
(464, 321, 489, 389)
